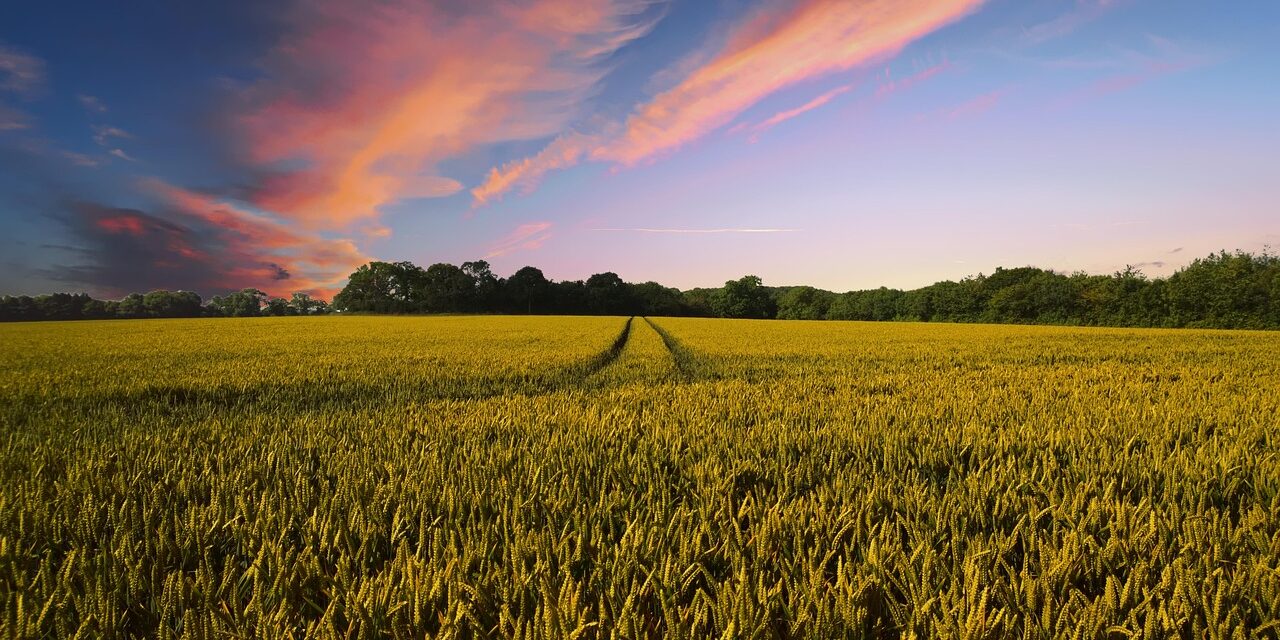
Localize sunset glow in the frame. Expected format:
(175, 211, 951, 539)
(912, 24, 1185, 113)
(1, 0, 1277, 297)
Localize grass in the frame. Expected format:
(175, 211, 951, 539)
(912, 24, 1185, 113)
(1, 316, 1277, 638)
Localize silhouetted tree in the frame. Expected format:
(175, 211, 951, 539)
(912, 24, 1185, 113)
(422, 263, 475, 313)
(4, 249, 1280, 328)
(506, 266, 551, 314)
(461, 260, 500, 311)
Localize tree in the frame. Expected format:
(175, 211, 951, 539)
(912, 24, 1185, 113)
(422, 263, 476, 313)
(117, 293, 146, 318)
(711, 275, 776, 319)
(142, 290, 203, 318)
(633, 282, 687, 316)
(262, 297, 293, 316)
(585, 272, 634, 316)
(461, 260, 500, 311)
(505, 266, 551, 314)
(289, 293, 328, 315)
(209, 289, 266, 317)
(332, 261, 425, 313)
(776, 286, 833, 320)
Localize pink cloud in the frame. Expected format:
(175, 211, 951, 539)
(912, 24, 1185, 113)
(143, 179, 372, 296)
(873, 59, 951, 99)
(473, 0, 985, 204)
(235, 0, 660, 230)
(940, 89, 1004, 120)
(486, 222, 554, 258)
(95, 215, 148, 236)
(471, 131, 599, 206)
(595, 0, 986, 166)
(743, 84, 854, 141)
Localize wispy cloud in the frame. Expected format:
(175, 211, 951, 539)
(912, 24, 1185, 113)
(596, 0, 986, 166)
(1022, 0, 1123, 45)
(77, 94, 107, 113)
(1050, 36, 1219, 110)
(234, 0, 663, 230)
(474, 0, 986, 205)
(0, 43, 44, 95)
(873, 59, 951, 99)
(471, 131, 599, 206)
(0, 102, 29, 130)
(109, 148, 137, 162)
(739, 84, 854, 141)
(486, 222, 554, 258)
(938, 88, 1004, 120)
(62, 151, 99, 167)
(591, 227, 797, 234)
(92, 125, 131, 147)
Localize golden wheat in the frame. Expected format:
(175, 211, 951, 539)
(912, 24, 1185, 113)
(1, 316, 1277, 638)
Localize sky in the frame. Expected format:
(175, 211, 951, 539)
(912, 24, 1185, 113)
(1, 0, 1277, 298)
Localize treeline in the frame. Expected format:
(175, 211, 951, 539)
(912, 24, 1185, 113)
(773, 250, 1280, 329)
(2, 250, 1278, 329)
(0, 289, 329, 321)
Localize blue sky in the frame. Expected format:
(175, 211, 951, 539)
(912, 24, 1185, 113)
(1, 0, 1277, 298)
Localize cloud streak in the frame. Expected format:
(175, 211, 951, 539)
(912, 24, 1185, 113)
(77, 94, 107, 113)
(741, 84, 854, 140)
(591, 227, 797, 233)
(1022, 0, 1122, 45)
(486, 222, 554, 258)
(234, 0, 662, 230)
(475, 0, 985, 204)
(597, 0, 984, 165)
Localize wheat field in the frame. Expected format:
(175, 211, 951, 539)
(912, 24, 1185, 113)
(1, 316, 1278, 638)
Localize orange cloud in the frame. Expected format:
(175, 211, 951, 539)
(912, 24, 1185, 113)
(743, 84, 854, 140)
(486, 222, 554, 258)
(474, 0, 984, 204)
(471, 132, 599, 206)
(145, 179, 371, 296)
(237, 0, 659, 230)
(595, 0, 985, 165)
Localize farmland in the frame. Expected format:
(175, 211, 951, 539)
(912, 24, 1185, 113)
(1, 316, 1278, 638)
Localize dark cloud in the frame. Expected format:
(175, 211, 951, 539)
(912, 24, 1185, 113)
(42, 202, 224, 297)
(1169, 247, 1183, 254)
(268, 263, 290, 280)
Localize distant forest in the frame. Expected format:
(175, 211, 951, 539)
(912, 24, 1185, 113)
(2, 249, 1278, 329)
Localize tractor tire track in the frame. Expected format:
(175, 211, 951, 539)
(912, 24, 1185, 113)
(643, 317, 713, 382)
(577, 316, 633, 379)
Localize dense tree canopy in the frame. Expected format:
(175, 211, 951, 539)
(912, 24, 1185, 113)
(3, 249, 1278, 329)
